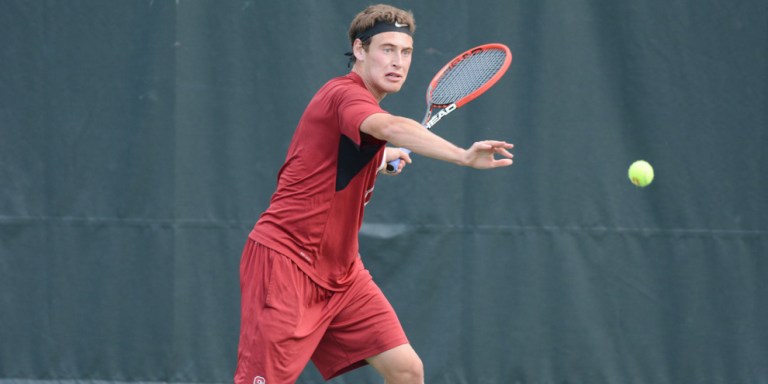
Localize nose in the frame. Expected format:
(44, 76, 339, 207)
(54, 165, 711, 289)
(392, 52, 404, 67)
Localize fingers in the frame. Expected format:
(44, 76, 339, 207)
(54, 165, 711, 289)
(493, 158, 514, 167)
(473, 140, 513, 150)
(467, 140, 515, 169)
(384, 148, 413, 163)
(493, 146, 514, 159)
(474, 141, 514, 155)
(400, 150, 412, 165)
(482, 140, 513, 149)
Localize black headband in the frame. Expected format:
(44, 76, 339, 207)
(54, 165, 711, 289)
(345, 21, 412, 67)
(354, 20, 412, 42)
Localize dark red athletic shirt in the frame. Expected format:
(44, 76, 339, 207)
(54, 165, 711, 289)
(250, 72, 387, 291)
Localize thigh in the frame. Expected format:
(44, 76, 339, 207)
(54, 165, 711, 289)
(235, 240, 331, 384)
(312, 271, 409, 380)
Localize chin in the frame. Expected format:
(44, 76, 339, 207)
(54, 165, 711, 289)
(384, 84, 404, 94)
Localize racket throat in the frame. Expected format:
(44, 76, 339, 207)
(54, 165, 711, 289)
(424, 103, 457, 129)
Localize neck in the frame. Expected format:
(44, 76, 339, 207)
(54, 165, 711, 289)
(351, 66, 387, 102)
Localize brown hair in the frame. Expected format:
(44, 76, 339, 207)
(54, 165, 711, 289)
(348, 4, 416, 49)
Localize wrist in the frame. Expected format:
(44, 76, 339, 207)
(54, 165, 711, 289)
(454, 148, 470, 167)
(377, 148, 388, 172)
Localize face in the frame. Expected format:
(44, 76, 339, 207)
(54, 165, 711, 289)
(353, 31, 413, 101)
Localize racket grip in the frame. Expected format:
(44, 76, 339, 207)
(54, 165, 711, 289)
(385, 148, 412, 172)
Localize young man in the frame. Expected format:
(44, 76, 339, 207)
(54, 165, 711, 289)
(235, 4, 514, 383)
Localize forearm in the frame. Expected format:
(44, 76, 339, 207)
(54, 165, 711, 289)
(363, 114, 468, 166)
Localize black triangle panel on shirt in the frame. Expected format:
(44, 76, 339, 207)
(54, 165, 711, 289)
(335, 134, 382, 191)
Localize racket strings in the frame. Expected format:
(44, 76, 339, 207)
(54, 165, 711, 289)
(430, 49, 507, 105)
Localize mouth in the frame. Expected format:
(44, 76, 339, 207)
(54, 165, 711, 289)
(385, 72, 403, 80)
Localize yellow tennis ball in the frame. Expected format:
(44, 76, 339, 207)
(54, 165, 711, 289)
(628, 160, 654, 187)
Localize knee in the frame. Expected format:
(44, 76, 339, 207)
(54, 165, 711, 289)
(389, 355, 424, 384)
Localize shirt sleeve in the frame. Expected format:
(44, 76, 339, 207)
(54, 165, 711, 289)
(336, 86, 387, 146)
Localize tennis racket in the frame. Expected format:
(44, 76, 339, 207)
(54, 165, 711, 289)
(386, 43, 512, 172)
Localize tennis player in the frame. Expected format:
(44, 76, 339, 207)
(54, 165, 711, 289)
(235, 4, 514, 383)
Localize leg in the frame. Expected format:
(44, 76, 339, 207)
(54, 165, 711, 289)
(311, 269, 412, 381)
(235, 240, 331, 384)
(367, 344, 424, 384)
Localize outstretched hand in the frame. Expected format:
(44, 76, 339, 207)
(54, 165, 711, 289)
(462, 140, 514, 169)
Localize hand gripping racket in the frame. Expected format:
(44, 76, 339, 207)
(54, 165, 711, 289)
(386, 43, 512, 172)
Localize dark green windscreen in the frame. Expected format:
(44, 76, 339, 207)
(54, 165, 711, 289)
(1, 1, 765, 383)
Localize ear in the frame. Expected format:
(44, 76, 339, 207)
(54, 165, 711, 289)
(353, 39, 366, 62)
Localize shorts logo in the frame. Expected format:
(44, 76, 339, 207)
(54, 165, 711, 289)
(253, 376, 266, 384)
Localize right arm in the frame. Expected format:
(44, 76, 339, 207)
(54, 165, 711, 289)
(360, 113, 514, 169)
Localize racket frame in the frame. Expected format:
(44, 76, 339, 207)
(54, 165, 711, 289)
(422, 43, 512, 128)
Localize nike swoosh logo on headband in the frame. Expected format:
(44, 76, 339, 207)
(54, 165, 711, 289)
(395, 22, 408, 28)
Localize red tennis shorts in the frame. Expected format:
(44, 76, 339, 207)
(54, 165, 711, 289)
(234, 239, 409, 383)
